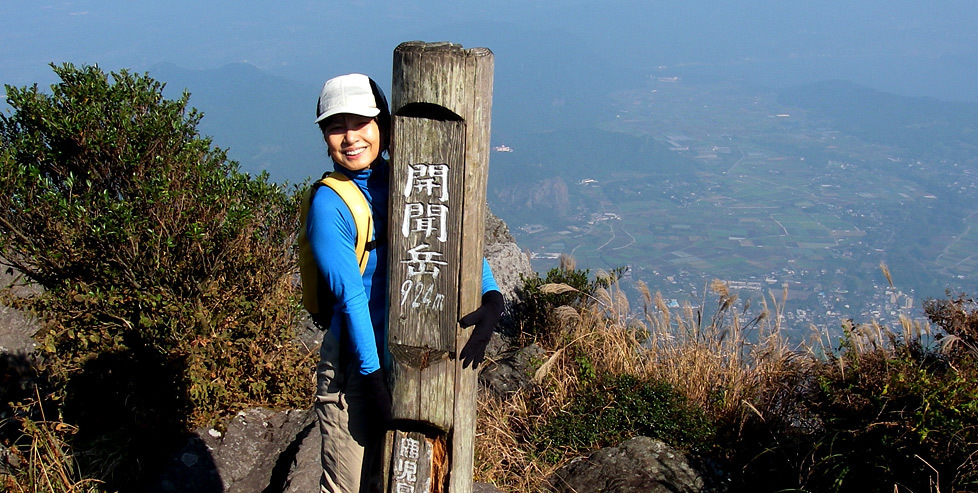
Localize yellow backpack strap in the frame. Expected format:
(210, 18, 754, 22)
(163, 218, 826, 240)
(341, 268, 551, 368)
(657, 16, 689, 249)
(297, 172, 374, 315)
(321, 172, 374, 275)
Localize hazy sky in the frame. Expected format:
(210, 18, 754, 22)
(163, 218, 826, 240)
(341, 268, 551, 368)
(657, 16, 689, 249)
(3, 1, 978, 102)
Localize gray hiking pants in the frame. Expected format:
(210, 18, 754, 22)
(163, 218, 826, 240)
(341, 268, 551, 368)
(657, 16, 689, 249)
(315, 331, 384, 493)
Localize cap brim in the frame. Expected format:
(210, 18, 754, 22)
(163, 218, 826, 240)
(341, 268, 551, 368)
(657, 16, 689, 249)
(314, 106, 381, 124)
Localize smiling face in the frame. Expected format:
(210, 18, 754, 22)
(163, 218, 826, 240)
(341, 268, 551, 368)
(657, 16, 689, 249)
(322, 113, 382, 171)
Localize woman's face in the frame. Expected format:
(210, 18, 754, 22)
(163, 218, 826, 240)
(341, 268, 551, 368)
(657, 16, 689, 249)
(323, 113, 382, 171)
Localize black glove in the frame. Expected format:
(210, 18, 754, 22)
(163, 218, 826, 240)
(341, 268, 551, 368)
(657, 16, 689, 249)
(458, 290, 504, 368)
(361, 368, 392, 429)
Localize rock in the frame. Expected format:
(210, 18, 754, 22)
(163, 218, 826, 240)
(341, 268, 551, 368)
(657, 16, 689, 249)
(150, 435, 223, 493)
(549, 436, 712, 493)
(282, 418, 321, 493)
(473, 481, 504, 492)
(211, 408, 313, 493)
(479, 343, 546, 397)
(0, 304, 39, 355)
(0, 263, 43, 300)
(482, 330, 512, 364)
(484, 208, 534, 303)
(0, 265, 42, 356)
(294, 312, 324, 355)
(484, 207, 518, 249)
(1, 442, 21, 475)
(484, 208, 535, 343)
(151, 408, 314, 493)
(0, 268, 45, 468)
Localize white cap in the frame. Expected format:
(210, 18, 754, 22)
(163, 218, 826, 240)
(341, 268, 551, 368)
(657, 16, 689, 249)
(315, 73, 381, 124)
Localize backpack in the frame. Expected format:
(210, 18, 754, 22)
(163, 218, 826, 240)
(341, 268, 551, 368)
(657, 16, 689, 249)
(298, 171, 374, 315)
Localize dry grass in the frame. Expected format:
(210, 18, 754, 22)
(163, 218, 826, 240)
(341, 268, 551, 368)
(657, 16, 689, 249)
(474, 270, 646, 490)
(541, 272, 800, 418)
(474, 393, 561, 491)
(474, 258, 976, 492)
(638, 280, 802, 421)
(475, 268, 804, 490)
(2, 393, 105, 493)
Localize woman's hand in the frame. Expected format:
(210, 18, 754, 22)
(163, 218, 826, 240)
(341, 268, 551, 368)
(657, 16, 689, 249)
(362, 368, 392, 429)
(458, 290, 504, 368)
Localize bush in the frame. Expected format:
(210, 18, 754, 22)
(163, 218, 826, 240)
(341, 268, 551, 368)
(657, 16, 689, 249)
(728, 319, 978, 493)
(801, 347, 978, 492)
(512, 260, 625, 346)
(512, 267, 590, 344)
(0, 64, 308, 487)
(534, 373, 714, 460)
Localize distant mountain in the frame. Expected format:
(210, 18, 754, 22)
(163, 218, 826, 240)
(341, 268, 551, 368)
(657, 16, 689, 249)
(145, 40, 632, 187)
(150, 62, 325, 184)
(777, 80, 978, 163)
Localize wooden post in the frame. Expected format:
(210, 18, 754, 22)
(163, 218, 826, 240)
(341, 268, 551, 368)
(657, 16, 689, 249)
(385, 41, 493, 493)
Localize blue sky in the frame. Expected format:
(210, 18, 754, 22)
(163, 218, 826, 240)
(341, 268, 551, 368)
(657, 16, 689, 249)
(3, 1, 978, 102)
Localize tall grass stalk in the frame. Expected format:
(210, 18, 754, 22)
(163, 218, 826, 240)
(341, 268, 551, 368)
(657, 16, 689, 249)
(639, 279, 799, 421)
(3, 392, 104, 493)
(476, 269, 800, 489)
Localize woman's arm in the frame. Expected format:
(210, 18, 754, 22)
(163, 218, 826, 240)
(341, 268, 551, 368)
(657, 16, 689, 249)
(307, 186, 381, 375)
(481, 257, 500, 295)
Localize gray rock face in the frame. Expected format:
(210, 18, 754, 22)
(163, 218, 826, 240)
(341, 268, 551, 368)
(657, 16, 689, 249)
(214, 408, 313, 493)
(152, 408, 314, 493)
(472, 481, 504, 492)
(0, 265, 45, 482)
(484, 208, 534, 302)
(0, 266, 41, 355)
(479, 343, 545, 397)
(0, 305, 39, 355)
(282, 417, 322, 493)
(549, 437, 711, 493)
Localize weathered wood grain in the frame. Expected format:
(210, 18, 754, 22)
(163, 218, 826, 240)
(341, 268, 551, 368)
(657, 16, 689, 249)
(387, 41, 493, 493)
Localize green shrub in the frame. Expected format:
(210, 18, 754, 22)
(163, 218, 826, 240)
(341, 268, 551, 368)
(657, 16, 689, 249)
(0, 63, 308, 487)
(533, 373, 715, 461)
(513, 264, 625, 346)
(800, 348, 978, 492)
(513, 267, 590, 343)
(729, 318, 978, 493)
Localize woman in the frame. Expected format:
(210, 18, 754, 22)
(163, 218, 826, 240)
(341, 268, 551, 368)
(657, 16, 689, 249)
(302, 73, 503, 492)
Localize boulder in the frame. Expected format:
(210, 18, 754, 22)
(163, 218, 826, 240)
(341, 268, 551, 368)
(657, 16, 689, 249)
(152, 408, 314, 493)
(479, 343, 546, 397)
(149, 434, 223, 492)
(473, 481, 504, 492)
(549, 436, 713, 493)
(282, 417, 321, 493)
(0, 304, 38, 355)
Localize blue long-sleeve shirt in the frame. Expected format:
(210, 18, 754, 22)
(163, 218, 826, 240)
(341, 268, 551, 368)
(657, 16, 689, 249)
(306, 158, 498, 375)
